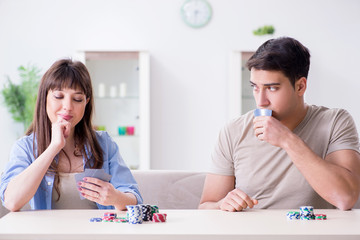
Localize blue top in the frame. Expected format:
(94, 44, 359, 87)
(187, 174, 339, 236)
(0, 131, 143, 210)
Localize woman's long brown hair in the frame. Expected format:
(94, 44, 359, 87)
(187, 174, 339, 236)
(26, 59, 103, 200)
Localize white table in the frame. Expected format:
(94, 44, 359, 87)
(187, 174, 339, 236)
(0, 209, 359, 240)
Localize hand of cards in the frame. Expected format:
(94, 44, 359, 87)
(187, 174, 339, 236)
(74, 169, 112, 200)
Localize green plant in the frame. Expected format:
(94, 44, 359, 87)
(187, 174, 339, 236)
(1, 64, 41, 130)
(253, 25, 275, 36)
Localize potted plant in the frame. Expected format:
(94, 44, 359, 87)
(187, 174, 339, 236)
(253, 25, 275, 36)
(1, 64, 41, 131)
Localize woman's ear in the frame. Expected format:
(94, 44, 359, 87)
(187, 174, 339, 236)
(296, 77, 307, 96)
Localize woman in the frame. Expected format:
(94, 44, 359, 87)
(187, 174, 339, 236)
(0, 59, 142, 211)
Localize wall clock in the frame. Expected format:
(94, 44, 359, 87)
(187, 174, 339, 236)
(181, 0, 212, 28)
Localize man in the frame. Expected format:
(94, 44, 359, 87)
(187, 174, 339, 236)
(199, 37, 360, 211)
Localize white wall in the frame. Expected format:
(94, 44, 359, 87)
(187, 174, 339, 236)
(0, 0, 359, 172)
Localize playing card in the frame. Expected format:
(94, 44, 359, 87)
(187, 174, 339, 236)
(75, 169, 112, 200)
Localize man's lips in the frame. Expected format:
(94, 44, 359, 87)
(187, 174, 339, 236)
(59, 114, 73, 121)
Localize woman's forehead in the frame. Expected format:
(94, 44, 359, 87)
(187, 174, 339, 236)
(49, 87, 85, 94)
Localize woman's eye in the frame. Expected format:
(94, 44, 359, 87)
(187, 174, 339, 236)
(54, 95, 63, 99)
(74, 98, 83, 102)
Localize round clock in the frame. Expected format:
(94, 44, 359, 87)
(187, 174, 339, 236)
(181, 0, 212, 28)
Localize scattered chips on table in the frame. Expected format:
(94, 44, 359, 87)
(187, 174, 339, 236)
(287, 206, 327, 221)
(89, 204, 167, 224)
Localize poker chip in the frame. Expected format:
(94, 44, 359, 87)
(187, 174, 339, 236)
(151, 205, 159, 214)
(140, 204, 152, 221)
(102, 220, 113, 222)
(152, 213, 167, 222)
(113, 218, 127, 223)
(104, 212, 117, 218)
(90, 217, 102, 222)
(126, 205, 143, 224)
(299, 206, 315, 220)
(315, 214, 327, 220)
(102, 216, 115, 221)
(286, 211, 300, 220)
(300, 215, 314, 220)
(300, 206, 314, 216)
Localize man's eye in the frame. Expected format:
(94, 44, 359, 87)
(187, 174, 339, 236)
(269, 87, 278, 91)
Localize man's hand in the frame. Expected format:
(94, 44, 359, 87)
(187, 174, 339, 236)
(219, 189, 258, 212)
(253, 116, 292, 148)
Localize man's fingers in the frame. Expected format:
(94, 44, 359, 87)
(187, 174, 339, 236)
(233, 189, 256, 209)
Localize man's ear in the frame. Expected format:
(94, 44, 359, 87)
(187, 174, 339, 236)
(296, 77, 307, 96)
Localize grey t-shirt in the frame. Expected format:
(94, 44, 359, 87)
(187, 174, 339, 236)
(210, 105, 360, 209)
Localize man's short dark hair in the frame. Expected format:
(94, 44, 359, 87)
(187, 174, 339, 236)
(246, 37, 311, 88)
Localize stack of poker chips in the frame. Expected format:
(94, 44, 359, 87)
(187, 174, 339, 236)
(140, 204, 152, 221)
(151, 205, 159, 215)
(152, 213, 167, 222)
(126, 204, 163, 224)
(126, 205, 143, 224)
(286, 211, 300, 220)
(300, 206, 315, 220)
(286, 206, 327, 220)
(102, 212, 117, 222)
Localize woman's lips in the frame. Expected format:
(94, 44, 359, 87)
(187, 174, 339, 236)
(59, 114, 73, 121)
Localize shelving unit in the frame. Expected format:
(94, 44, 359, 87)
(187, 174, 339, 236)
(228, 51, 256, 119)
(73, 51, 150, 170)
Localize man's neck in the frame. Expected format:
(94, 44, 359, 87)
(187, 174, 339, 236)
(281, 102, 308, 131)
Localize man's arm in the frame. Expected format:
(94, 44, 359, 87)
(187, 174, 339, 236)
(284, 134, 360, 210)
(254, 116, 360, 210)
(198, 174, 258, 211)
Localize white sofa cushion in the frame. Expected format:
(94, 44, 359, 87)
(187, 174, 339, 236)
(132, 170, 206, 209)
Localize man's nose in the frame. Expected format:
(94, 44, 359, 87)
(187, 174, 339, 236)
(257, 90, 270, 107)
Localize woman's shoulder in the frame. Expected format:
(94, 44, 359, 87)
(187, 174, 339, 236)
(14, 133, 35, 147)
(9, 133, 36, 158)
(93, 131, 115, 148)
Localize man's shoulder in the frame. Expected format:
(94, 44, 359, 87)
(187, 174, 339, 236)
(226, 110, 254, 129)
(308, 105, 351, 119)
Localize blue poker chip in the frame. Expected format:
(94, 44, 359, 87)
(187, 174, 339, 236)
(286, 211, 300, 220)
(90, 217, 102, 222)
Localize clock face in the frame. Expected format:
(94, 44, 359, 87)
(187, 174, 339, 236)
(181, 0, 212, 28)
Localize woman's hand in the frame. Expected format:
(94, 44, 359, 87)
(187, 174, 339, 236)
(50, 117, 71, 151)
(77, 177, 125, 206)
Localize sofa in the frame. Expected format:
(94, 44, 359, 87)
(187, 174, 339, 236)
(2, 170, 359, 218)
(0, 170, 207, 218)
(132, 170, 206, 209)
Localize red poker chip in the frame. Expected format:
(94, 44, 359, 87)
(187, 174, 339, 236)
(152, 213, 167, 222)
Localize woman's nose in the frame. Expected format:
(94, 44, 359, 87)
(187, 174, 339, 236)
(62, 97, 73, 111)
